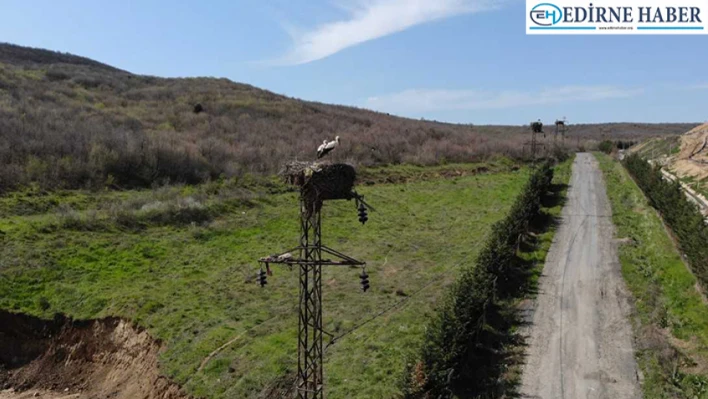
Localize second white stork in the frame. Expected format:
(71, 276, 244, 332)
(317, 136, 340, 159)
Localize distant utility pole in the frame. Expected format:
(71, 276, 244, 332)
(554, 118, 568, 149)
(529, 120, 544, 163)
(258, 163, 371, 399)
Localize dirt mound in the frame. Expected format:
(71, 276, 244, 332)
(0, 311, 190, 399)
(678, 123, 708, 160)
(670, 123, 708, 183)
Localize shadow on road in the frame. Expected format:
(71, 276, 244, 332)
(450, 180, 568, 399)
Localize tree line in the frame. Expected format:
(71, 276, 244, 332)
(598, 139, 638, 154)
(405, 162, 555, 398)
(624, 154, 708, 291)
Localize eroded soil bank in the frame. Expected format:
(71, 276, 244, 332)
(0, 311, 190, 399)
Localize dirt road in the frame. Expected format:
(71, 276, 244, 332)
(520, 153, 641, 399)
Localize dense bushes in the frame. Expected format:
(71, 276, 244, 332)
(598, 140, 615, 154)
(407, 162, 554, 398)
(0, 55, 530, 193)
(598, 140, 637, 153)
(0, 43, 694, 193)
(624, 154, 708, 290)
(616, 140, 637, 150)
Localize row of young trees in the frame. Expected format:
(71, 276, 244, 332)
(406, 162, 554, 398)
(624, 154, 708, 290)
(598, 139, 638, 154)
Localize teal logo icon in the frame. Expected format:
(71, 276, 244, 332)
(530, 3, 563, 26)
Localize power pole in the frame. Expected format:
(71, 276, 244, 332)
(554, 118, 568, 151)
(297, 205, 324, 398)
(259, 163, 370, 399)
(553, 123, 558, 147)
(529, 120, 544, 163)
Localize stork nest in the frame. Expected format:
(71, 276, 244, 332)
(531, 122, 544, 133)
(282, 161, 357, 216)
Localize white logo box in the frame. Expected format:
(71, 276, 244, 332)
(526, 0, 708, 34)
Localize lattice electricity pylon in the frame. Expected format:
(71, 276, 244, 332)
(526, 120, 545, 163)
(554, 118, 568, 148)
(258, 193, 367, 399)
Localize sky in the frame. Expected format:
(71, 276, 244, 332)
(1, 0, 707, 124)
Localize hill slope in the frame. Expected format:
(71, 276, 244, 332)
(673, 123, 708, 181)
(0, 43, 697, 192)
(629, 123, 708, 199)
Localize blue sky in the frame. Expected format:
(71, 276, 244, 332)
(1, 0, 706, 124)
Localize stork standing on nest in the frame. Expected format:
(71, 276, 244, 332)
(317, 136, 340, 159)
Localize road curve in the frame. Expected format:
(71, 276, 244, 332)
(520, 153, 641, 399)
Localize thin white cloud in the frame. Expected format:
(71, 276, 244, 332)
(277, 0, 500, 65)
(366, 86, 642, 112)
(690, 83, 708, 90)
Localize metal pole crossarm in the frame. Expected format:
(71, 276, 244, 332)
(261, 259, 363, 266)
(256, 168, 371, 399)
(259, 246, 365, 267)
(321, 245, 365, 265)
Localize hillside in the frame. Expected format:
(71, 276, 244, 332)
(630, 123, 708, 196)
(0, 42, 697, 192)
(673, 123, 708, 184)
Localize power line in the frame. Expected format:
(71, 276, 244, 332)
(323, 247, 481, 352)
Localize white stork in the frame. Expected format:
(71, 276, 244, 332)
(317, 136, 340, 159)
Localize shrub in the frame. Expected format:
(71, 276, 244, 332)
(407, 162, 554, 398)
(56, 208, 107, 231)
(598, 140, 614, 154)
(623, 154, 708, 289)
(0, 46, 694, 193)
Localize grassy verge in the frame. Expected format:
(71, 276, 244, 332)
(404, 157, 573, 398)
(673, 173, 708, 202)
(595, 152, 708, 399)
(1, 162, 528, 399)
(499, 157, 573, 393)
(0, 159, 517, 220)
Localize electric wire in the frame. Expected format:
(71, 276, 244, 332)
(323, 245, 482, 352)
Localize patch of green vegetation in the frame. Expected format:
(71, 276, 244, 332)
(675, 174, 708, 200)
(698, 179, 708, 200)
(156, 121, 174, 131)
(496, 157, 573, 393)
(0, 174, 285, 220)
(0, 164, 530, 398)
(598, 140, 614, 154)
(625, 154, 708, 292)
(15, 67, 45, 81)
(634, 136, 682, 160)
(404, 158, 573, 398)
(595, 152, 708, 399)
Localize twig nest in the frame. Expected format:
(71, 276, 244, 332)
(282, 161, 357, 216)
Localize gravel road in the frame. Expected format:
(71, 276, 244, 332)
(520, 153, 641, 399)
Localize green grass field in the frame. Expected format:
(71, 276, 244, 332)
(1, 161, 531, 398)
(595, 153, 708, 399)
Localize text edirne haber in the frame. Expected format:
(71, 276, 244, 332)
(560, 5, 702, 24)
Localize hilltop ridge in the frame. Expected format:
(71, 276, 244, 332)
(0, 42, 123, 71)
(0, 42, 697, 192)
